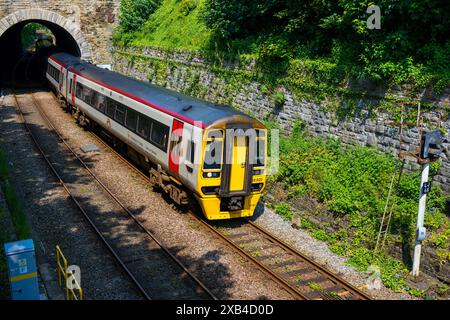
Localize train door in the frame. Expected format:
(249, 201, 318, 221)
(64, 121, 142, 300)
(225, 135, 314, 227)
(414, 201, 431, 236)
(220, 128, 252, 196)
(71, 74, 77, 105)
(169, 119, 184, 177)
(229, 134, 247, 192)
(58, 67, 65, 94)
(65, 70, 70, 99)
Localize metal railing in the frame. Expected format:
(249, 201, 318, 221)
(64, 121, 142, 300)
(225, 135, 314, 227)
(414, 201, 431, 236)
(56, 245, 83, 300)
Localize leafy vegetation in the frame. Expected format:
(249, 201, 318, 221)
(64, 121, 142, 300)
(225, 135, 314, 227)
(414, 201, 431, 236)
(114, 0, 210, 50)
(21, 23, 40, 49)
(118, 0, 162, 33)
(115, 0, 449, 90)
(267, 120, 449, 294)
(201, 0, 449, 89)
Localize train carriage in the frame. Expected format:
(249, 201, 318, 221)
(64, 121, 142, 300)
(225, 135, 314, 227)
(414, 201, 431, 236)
(45, 53, 267, 220)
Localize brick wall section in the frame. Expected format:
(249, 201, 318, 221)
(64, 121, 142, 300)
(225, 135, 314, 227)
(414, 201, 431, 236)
(112, 47, 450, 193)
(0, 0, 119, 64)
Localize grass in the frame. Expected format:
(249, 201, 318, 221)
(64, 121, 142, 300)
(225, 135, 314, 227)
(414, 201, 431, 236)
(0, 145, 31, 299)
(117, 0, 211, 50)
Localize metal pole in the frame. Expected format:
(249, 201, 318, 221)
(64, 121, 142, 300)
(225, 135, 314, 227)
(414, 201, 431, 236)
(411, 162, 429, 277)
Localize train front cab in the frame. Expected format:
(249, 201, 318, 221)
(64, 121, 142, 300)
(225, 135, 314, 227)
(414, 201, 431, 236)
(196, 122, 267, 220)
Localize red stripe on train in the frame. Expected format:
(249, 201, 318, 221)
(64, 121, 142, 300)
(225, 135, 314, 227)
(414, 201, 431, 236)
(49, 56, 205, 129)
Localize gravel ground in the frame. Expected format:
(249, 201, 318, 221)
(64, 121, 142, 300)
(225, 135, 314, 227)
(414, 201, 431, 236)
(34, 89, 294, 300)
(249, 203, 416, 300)
(17, 91, 218, 300)
(0, 90, 143, 300)
(33, 88, 416, 300)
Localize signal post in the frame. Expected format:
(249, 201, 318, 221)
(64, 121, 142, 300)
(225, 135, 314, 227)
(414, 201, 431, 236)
(412, 130, 443, 277)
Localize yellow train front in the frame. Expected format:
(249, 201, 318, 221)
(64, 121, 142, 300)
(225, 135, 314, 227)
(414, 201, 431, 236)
(195, 117, 267, 220)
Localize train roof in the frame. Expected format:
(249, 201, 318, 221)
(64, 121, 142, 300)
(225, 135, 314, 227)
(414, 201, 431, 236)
(49, 53, 263, 129)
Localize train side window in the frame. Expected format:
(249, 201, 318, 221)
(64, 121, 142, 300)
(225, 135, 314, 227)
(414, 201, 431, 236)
(115, 104, 126, 124)
(76, 83, 83, 99)
(69, 79, 73, 94)
(83, 87, 92, 104)
(137, 116, 150, 139)
(150, 120, 169, 150)
(91, 91, 99, 107)
(187, 140, 195, 164)
(125, 109, 138, 132)
(97, 94, 107, 113)
(48, 65, 60, 83)
(106, 98, 116, 118)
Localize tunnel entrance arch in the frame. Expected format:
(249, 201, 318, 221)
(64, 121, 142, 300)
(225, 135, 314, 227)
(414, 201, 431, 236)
(0, 8, 93, 86)
(0, 8, 92, 60)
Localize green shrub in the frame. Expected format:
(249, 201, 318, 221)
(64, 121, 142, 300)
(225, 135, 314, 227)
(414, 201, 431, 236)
(272, 91, 286, 109)
(274, 202, 293, 220)
(180, 0, 197, 15)
(119, 0, 161, 33)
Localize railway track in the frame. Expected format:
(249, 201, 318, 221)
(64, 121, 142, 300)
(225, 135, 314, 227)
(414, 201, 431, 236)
(11, 90, 217, 300)
(207, 219, 371, 300)
(40, 91, 371, 300)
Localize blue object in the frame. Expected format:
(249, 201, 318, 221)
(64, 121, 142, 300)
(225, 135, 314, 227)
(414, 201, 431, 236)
(4, 239, 40, 300)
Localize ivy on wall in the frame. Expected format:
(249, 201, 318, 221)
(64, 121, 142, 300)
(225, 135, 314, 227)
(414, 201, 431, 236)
(114, 47, 449, 129)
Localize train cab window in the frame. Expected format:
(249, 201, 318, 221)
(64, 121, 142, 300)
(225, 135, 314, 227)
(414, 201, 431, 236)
(97, 95, 107, 113)
(255, 140, 265, 166)
(253, 129, 266, 167)
(150, 121, 169, 150)
(125, 109, 138, 131)
(204, 130, 223, 170)
(208, 130, 223, 139)
(137, 116, 150, 139)
(115, 104, 126, 124)
(204, 138, 222, 170)
(257, 129, 266, 138)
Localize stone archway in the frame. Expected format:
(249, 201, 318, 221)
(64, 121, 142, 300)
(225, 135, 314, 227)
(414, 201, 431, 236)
(0, 8, 92, 60)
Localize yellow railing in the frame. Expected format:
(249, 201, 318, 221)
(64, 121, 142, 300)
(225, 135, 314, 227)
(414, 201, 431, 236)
(56, 245, 83, 300)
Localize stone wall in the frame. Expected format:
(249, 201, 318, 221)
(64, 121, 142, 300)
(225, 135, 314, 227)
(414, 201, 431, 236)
(112, 46, 450, 193)
(0, 0, 119, 64)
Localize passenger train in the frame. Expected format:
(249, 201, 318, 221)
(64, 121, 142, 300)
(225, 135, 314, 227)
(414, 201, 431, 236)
(45, 53, 267, 220)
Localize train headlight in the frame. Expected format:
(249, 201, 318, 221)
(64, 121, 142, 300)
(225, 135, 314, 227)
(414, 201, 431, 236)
(203, 171, 220, 178)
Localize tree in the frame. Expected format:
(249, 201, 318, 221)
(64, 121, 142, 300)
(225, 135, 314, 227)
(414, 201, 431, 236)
(119, 0, 161, 33)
